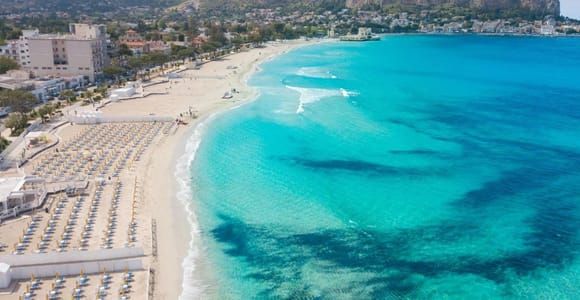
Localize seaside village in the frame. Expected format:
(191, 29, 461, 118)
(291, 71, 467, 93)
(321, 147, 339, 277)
(0, 22, 239, 300)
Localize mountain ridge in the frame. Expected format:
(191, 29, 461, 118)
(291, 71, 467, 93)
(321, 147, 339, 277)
(0, 0, 183, 14)
(0, 0, 560, 18)
(345, 0, 559, 15)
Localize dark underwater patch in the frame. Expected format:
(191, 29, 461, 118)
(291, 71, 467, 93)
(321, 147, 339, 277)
(210, 212, 580, 298)
(453, 166, 564, 209)
(281, 157, 448, 178)
(389, 149, 441, 155)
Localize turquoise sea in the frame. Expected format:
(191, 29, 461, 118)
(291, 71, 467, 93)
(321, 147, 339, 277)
(186, 36, 580, 299)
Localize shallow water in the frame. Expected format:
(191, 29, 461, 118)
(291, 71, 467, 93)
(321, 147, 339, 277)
(188, 36, 580, 299)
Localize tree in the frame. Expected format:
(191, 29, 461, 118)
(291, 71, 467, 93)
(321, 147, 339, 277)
(171, 45, 195, 60)
(282, 24, 298, 39)
(171, 44, 186, 56)
(189, 17, 200, 36)
(201, 42, 218, 53)
(103, 65, 125, 81)
(36, 103, 56, 123)
(273, 23, 285, 35)
(157, 19, 167, 30)
(137, 20, 147, 33)
(176, 48, 196, 60)
(4, 113, 28, 136)
(118, 44, 133, 57)
(209, 24, 227, 46)
(84, 90, 94, 101)
(95, 86, 108, 98)
(0, 56, 19, 74)
(148, 52, 171, 66)
(0, 89, 38, 113)
(0, 136, 9, 152)
(128, 56, 144, 69)
(249, 31, 264, 44)
(60, 90, 76, 103)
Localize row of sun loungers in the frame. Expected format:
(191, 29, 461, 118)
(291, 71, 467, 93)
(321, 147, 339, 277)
(31, 122, 170, 182)
(21, 270, 137, 300)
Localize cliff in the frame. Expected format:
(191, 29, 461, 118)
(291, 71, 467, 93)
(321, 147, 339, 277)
(345, 0, 560, 16)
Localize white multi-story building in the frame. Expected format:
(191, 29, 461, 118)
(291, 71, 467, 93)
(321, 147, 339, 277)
(27, 24, 109, 81)
(540, 24, 556, 35)
(0, 70, 85, 102)
(0, 30, 39, 68)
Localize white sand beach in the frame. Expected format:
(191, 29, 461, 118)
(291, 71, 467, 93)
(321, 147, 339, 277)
(100, 39, 314, 299)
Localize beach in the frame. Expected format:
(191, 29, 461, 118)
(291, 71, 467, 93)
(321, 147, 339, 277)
(100, 39, 313, 299)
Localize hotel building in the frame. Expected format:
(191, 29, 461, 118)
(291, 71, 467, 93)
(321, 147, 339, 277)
(26, 24, 109, 81)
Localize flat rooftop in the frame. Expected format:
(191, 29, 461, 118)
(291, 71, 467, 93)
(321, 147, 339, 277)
(0, 177, 24, 202)
(29, 34, 97, 41)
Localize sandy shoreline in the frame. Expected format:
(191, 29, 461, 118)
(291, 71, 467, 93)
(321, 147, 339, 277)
(100, 39, 316, 299)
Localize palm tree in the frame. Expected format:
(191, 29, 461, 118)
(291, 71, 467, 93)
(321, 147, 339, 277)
(61, 90, 75, 104)
(85, 90, 94, 101)
(83, 90, 96, 106)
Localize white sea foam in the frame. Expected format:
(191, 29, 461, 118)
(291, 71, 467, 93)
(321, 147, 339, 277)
(286, 86, 355, 114)
(296, 67, 337, 79)
(175, 114, 212, 299)
(177, 95, 262, 299)
(177, 43, 315, 298)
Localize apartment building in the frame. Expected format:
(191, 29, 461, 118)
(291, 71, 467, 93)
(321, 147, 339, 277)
(26, 24, 109, 81)
(0, 30, 39, 68)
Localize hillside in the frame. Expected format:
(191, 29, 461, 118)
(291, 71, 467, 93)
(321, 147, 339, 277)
(196, 0, 559, 17)
(0, 0, 560, 18)
(0, 0, 184, 14)
(199, 0, 347, 15)
(345, 0, 560, 16)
